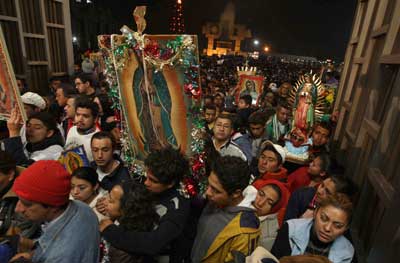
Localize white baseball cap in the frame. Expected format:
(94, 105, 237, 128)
(21, 92, 46, 110)
(260, 140, 286, 163)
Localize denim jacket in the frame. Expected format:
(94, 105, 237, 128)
(287, 218, 354, 263)
(32, 201, 100, 263)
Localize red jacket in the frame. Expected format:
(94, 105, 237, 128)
(287, 166, 310, 193)
(256, 167, 288, 183)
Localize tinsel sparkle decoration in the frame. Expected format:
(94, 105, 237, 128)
(170, 0, 185, 33)
(99, 6, 206, 190)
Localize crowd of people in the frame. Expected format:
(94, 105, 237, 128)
(0, 53, 356, 263)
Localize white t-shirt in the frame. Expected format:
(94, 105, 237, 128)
(65, 126, 100, 162)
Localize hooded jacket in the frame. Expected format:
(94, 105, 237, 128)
(191, 190, 260, 262)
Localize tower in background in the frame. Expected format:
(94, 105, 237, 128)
(170, 0, 185, 33)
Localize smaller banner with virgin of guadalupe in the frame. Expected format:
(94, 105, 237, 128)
(0, 27, 26, 121)
(236, 75, 264, 106)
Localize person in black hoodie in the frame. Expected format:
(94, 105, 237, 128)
(90, 131, 131, 192)
(99, 146, 192, 263)
(1, 110, 64, 166)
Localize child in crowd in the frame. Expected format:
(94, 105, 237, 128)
(102, 182, 159, 263)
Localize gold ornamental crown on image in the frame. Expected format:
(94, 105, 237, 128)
(236, 66, 257, 76)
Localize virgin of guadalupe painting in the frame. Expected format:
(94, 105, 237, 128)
(112, 34, 199, 159)
(236, 75, 264, 106)
(0, 27, 26, 121)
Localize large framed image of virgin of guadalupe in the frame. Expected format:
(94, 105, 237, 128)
(236, 75, 265, 106)
(0, 26, 26, 121)
(112, 34, 200, 160)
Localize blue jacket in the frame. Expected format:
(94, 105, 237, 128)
(32, 201, 100, 263)
(287, 218, 354, 263)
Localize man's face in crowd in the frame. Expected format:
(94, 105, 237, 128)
(91, 138, 114, 170)
(249, 123, 265, 138)
(204, 98, 213, 106)
(24, 104, 40, 118)
(276, 106, 290, 124)
(55, 88, 68, 107)
(75, 107, 96, 132)
(144, 169, 173, 194)
(308, 156, 324, 177)
(75, 77, 89, 94)
(314, 205, 349, 243)
(64, 98, 76, 119)
(16, 79, 24, 93)
(214, 95, 224, 107)
(253, 185, 280, 216)
(205, 171, 231, 207)
(312, 125, 330, 147)
(258, 150, 280, 174)
(50, 80, 61, 92)
(265, 93, 274, 104)
(238, 99, 249, 109)
(26, 118, 53, 144)
(15, 198, 52, 222)
(213, 117, 233, 142)
(74, 64, 81, 73)
(279, 83, 290, 98)
(315, 178, 336, 203)
(204, 109, 216, 124)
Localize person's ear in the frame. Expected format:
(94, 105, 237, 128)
(7, 170, 15, 182)
(46, 129, 55, 138)
(166, 182, 175, 190)
(313, 207, 319, 219)
(231, 189, 242, 200)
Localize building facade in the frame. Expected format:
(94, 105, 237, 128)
(0, 0, 73, 95)
(333, 0, 400, 262)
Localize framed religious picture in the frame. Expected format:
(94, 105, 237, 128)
(58, 145, 90, 174)
(0, 27, 26, 121)
(236, 75, 264, 106)
(111, 34, 200, 159)
(90, 51, 105, 73)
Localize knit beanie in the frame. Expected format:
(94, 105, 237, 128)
(253, 178, 290, 214)
(13, 160, 71, 206)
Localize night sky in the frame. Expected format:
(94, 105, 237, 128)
(108, 0, 357, 60)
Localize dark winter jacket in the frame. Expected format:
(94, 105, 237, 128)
(102, 188, 191, 262)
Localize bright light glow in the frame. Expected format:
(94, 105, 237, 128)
(177, 0, 182, 4)
(253, 39, 259, 45)
(264, 46, 269, 52)
(72, 36, 77, 43)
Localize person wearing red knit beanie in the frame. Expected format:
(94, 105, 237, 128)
(13, 160, 71, 209)
(11, 160, 100, 263)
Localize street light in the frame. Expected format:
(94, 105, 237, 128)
(264, 46, 269, 52)
(253, 39, 260, 46)
(72, 36, 78, 43)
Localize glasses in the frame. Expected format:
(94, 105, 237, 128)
(215, 123, 231, 129)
